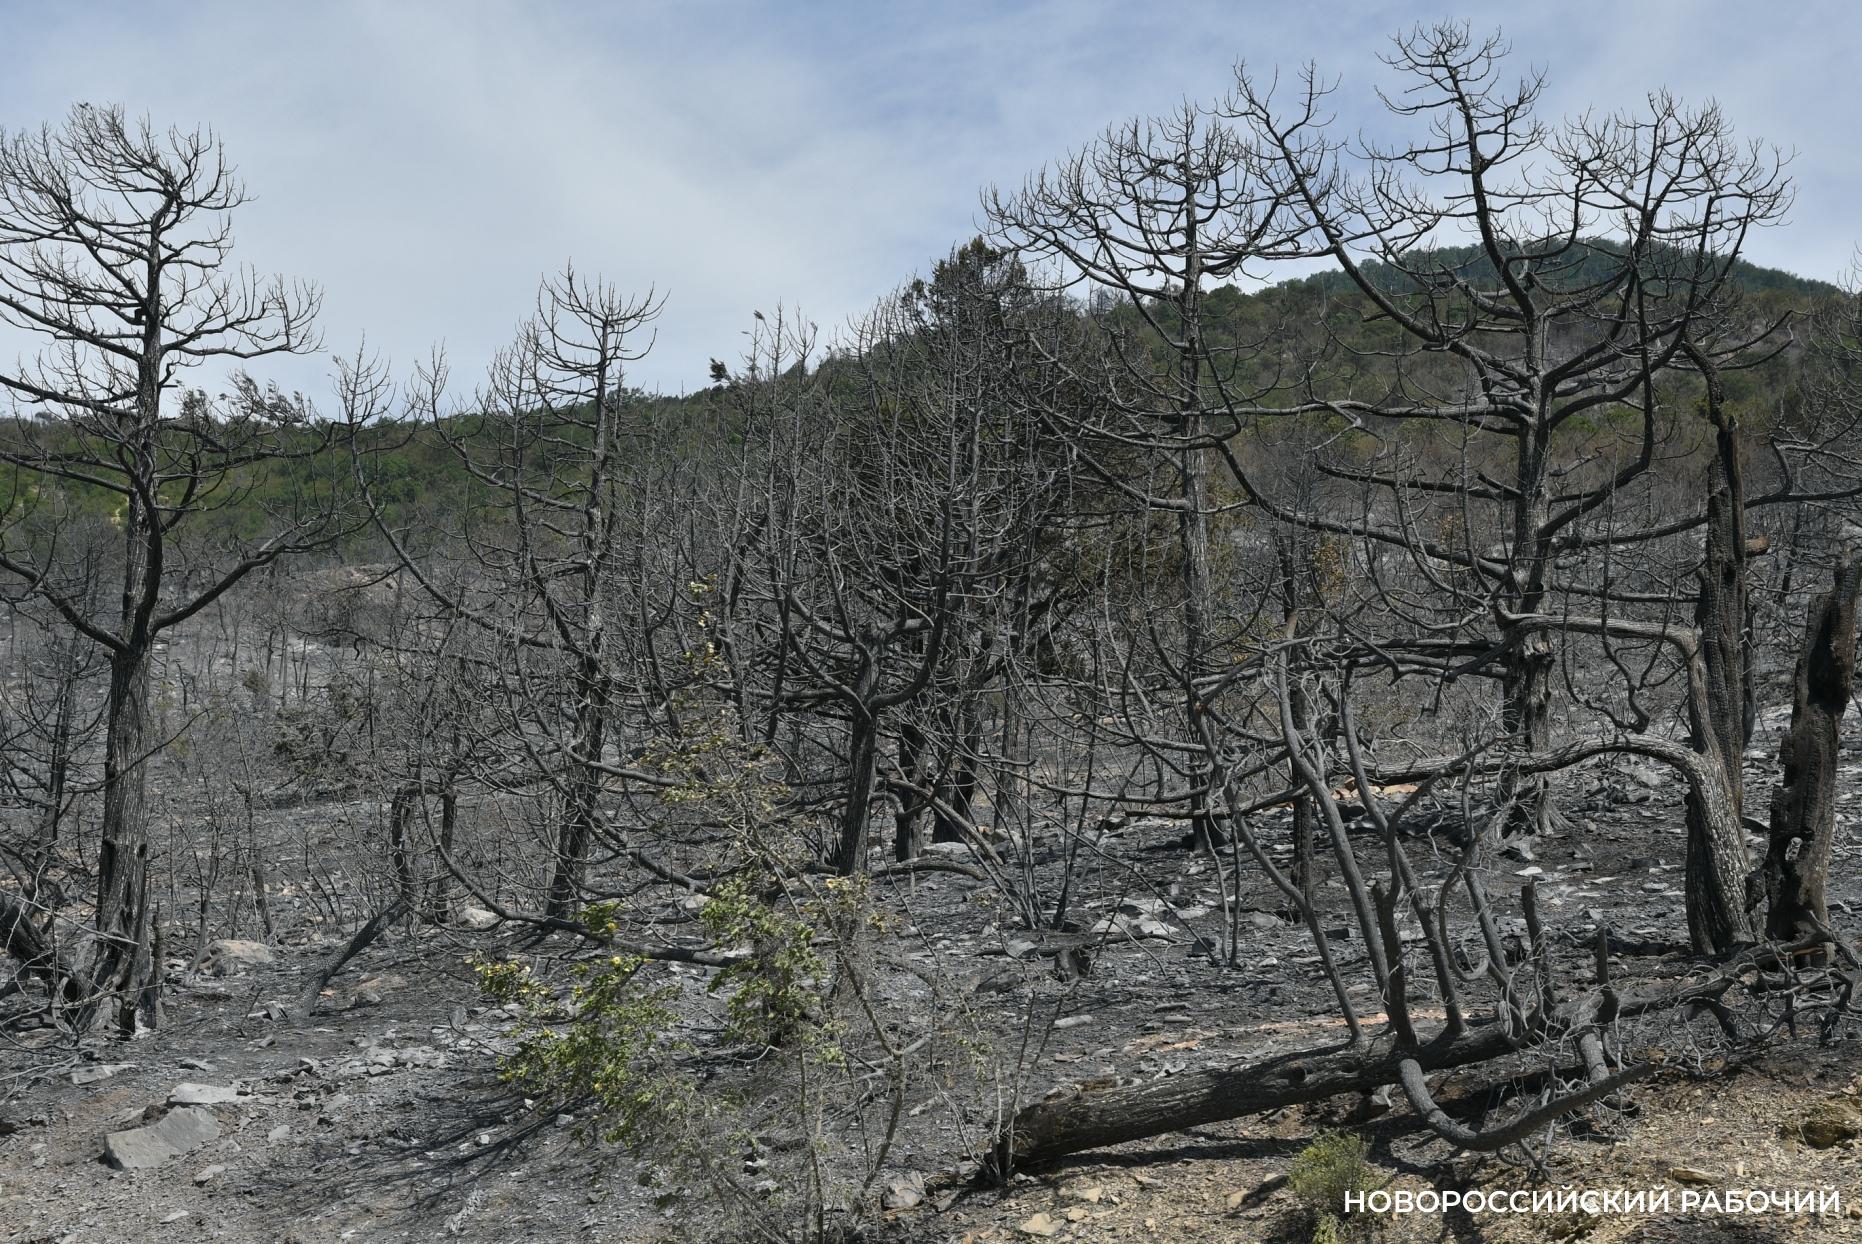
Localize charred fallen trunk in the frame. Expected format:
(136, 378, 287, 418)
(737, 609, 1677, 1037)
(985, 948, 1803, 1173)
(290, 893, 411, 1019)
(992, 1023, 1521, 1172)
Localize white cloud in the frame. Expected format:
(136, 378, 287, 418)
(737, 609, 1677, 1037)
(5, 2, 1859, 404)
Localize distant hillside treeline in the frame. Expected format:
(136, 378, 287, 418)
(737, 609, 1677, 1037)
(0, 241, 1840, 562)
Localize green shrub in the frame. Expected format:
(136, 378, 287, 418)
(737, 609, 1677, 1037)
(474, 907, 688, 1148)
(1289, 1130, 1384, 1240)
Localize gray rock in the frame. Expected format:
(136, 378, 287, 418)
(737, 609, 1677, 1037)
(1624, 763, 1665, 790)
(267, 1124, 291, 1145)
(969, 968, 1021, 995)
(193, 1163, 224, 1184)
(456, 905, 499, 930)
(71, 1063, 132, 1086)
(882, 1172, 925, 1210)
(202, 939, 274, 976)
(103, 1106, 221, 1169)
(1797, 1097, 1862, 1148)
(168, 1083, 243, 1106)
(177, 1057, 215, 1072)
(348, 973, 407, 1008)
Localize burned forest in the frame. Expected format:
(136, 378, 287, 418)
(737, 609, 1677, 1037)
(3, 21, 1862, 1244)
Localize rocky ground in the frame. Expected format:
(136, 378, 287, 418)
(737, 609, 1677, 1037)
(2, 730, 1861, 1242)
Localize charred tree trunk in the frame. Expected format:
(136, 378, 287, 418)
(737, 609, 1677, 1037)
(290, 893, 411, 1020)
(388, 782, 418, 904)
(1499, 623, 1561, 841)
(424, 785, 458, 922)
(895, 708, 977, 859)
(836, 713, 882, 875)
(1764, 549, 1862, 959)
(547, 653, 609, 920)
(90, 643, 155, 1036)
(1693, 391, 1752, 789)
(934, 751, 976, 845)
(894, 719, 930, 862)
(1177, 256, 1218, 851)
(989, 1003, 1647, 1172)
(835, 657, 884, 875)
(29, 651, 80, 888)
(1499, 398, 1560, 841)
(1686, 360, 1759, 952)
(1677, 726, 1755, 955)
(1288, 675, 1321, 899)
(987, 938, 1782, 1174)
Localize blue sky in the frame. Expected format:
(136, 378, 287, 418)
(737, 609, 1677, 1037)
(4, 1, 1859, 400)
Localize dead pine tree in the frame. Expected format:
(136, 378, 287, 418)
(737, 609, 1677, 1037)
(354, 271, 664, 921)
(1227, 22, 1794, 840)
(0, 105, 330, 1035)
(985, 103, 1309, 851)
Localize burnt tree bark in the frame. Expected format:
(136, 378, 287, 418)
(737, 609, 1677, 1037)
(1687, 344, 1758, 953)
(1764, 547, 1862, 959)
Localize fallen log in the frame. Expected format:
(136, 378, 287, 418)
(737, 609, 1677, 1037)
(985, 947, 1818, 1172)
(990, 1022, 1520, 1171)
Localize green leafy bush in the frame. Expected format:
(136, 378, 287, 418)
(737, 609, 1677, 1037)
(475, 907, 688, 1148)
(1289, 1130, 1384, 1241)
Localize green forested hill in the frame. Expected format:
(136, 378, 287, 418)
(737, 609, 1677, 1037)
(2, 247, 1838, 565)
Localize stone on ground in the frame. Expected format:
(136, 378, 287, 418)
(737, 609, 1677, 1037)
(169, 1082, 244, 1106)
(202, 939, 274, 975)
(881, 1173, 924, 1210)
(103, 1106, 221, 1170)
(1795, 1097, 1862, 1148)
(455, 905, 499, 930)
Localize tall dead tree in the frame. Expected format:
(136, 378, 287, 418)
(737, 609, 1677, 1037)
(357, 271, 664, 920)
(985, 103, 1306, 846)
(867, 242, 1076, 865)
(1229, 24, 1793, 842)
(0, 106, 326, 1033)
